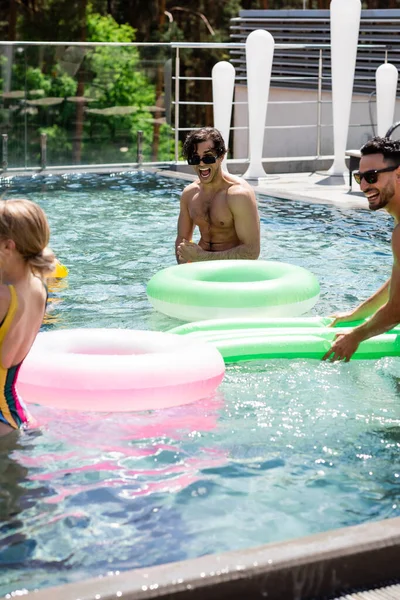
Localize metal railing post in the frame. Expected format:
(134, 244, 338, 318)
(40, 132, 47, 170)
(164, 58, 172, 126)
(316, 49, 323, 158)
(2, 134, 8, 171)
(174, 46, 180, 162)
(137, 130, 143, 164)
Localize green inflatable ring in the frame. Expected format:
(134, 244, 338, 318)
(168, 317, 400, 362)
(147, 260, 320, 322)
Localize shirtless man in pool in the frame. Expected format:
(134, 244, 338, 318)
(175, 127, 260, 263)
(323, 136, 400, 362)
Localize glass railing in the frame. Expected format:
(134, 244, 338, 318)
(0, 42, 173, 169)
(0, 40, 392, 171)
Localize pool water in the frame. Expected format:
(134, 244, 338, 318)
(1, 171, 399, 595)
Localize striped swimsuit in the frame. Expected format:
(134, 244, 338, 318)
(0, 285, 30, 429)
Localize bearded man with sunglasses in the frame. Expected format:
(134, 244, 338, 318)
(323, 136, 400, 362)
(175, 127, 260, 264)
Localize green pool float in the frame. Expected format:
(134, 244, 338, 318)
(168, 316, 400, 362)
(147, 260, 320, 322)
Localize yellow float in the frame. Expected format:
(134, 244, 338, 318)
(49, 260, 68, 279)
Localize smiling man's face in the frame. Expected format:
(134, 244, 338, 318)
(359, 153, 398, 212)
(191, 141, 222, 183)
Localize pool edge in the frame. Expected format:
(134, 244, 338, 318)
(26, 516, 400, 600)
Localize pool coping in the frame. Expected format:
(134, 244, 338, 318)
(159, 168, 370, 210)
(0, 164, 369, 210)
(26, 516, 400, 600)
(140, 166, 370, 210)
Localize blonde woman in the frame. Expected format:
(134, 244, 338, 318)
(0, 199, 55, 435)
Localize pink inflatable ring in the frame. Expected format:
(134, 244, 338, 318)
(18, 329, 225, 412)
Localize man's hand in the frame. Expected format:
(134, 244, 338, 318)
(329, 311, 359, 327)
(322, 330, 362, 362)
(177, 239, 207, 263)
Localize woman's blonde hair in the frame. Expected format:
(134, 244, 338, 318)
(0, 199, 56, 277)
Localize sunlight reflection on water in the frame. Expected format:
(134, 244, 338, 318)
(0, 171, 399, 595)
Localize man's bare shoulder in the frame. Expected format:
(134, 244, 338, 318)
(224, 172, 254, 190)
(392, 223, 400, 239)
(182, 180, 200, 197)
(392, 223, 400, 245)
(180, 181, 200, 205)
(225, 176, 257, 204)
(391, 225, 400, 268)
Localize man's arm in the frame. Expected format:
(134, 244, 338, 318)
(175, 188, 195, 263)
(330, 278, 390, 326)
(323, 226, 400, 361)
(178, 187, 260, 262)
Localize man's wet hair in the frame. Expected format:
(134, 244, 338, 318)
(361, 136, 400, 165)
(183, 127, 226, 160)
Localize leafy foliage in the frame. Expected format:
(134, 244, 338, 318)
(83, 10, 172, 162)
(2, 4, 174, 166)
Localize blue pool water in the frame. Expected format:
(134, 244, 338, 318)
(0, 171, 399, 595)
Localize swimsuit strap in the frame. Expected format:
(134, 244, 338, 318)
(0, 285, 18, 350)
(0, 286, 23, 429)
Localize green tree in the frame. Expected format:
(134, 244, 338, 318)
(81, 10, 173, 162)
(2, 4, 173, 166)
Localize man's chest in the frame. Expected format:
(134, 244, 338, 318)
(188, 195, 233, 227)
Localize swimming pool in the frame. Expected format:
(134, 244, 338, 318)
(1, 171, 399, 596)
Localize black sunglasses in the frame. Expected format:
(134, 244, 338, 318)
(353, 165, 399, 185)
(187, 153, 219, 166)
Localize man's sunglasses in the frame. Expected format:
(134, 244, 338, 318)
(353, 164, 399, 185)
(187, 153, 219, 166)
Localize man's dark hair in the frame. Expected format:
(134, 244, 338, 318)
(360, 136, 400, 165)
(182, 127, 226, 160)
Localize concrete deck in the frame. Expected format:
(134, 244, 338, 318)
(253, 171, 368, 209)
(161, 166, 369, 209)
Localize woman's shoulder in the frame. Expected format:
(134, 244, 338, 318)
(0, 285, 12, 324)
(0, 284, 12, 302)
